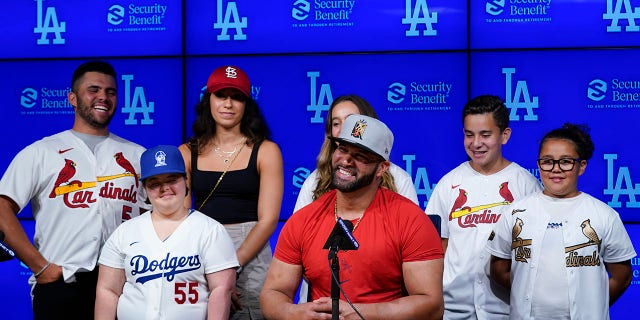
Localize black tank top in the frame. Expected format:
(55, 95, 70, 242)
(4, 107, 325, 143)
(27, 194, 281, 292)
(191, 141, 261, 224)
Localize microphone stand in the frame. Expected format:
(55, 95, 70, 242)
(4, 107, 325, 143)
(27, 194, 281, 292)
(330, 246, 340, 320)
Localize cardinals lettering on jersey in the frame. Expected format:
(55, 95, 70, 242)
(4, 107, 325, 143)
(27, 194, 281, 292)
(449, 183, 514, 228)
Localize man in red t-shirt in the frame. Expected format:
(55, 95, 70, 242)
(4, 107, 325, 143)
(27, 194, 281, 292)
(260, 115, 444, 320)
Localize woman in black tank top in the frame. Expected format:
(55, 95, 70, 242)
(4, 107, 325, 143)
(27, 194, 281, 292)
(178, 65, 283, 320)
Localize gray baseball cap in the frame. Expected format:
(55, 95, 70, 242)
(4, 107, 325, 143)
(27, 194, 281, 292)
(329, 114, 394, 161)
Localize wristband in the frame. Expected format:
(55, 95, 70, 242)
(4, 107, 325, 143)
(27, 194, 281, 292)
(33, 262, 50, 278)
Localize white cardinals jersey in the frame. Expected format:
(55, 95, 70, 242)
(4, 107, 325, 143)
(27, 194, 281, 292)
(486, 192, 636, 320)
(425, 162, 541, 319)
(99, 210, 239, 320)
(0, 130, 149, 285)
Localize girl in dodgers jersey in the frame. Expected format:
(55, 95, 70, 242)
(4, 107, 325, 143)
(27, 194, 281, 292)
(486, 123, 636, 320)
(425, 95, 541, 320)
(96, 145, 239, 320)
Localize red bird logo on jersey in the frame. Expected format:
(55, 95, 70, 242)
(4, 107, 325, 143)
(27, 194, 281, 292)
(114, 152, 139, 187)
(49, 159, 76, 198)
(449, 188, 468, 220)
(499, 181, 514, 203)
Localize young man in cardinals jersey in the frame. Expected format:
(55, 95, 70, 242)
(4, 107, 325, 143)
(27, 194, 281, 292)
(0, 61, 149, 319)
(425, 95, 541, 320)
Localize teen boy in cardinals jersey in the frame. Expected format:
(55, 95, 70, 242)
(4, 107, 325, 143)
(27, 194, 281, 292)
(0, 61, 149, 319)
(425, 95, 541, 320)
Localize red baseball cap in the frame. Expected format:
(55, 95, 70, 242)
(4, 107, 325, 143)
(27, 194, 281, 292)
(206, 65, 251, 98)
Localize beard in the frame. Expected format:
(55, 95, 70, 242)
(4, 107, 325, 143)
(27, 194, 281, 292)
(330, 162, 380, 193)
(75, 99, 114, 129)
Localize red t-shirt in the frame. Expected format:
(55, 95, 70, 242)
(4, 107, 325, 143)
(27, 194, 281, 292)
(275, 188, 443, 303)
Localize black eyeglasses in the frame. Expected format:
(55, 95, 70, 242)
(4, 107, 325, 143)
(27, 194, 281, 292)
(537, 158, 581, 172)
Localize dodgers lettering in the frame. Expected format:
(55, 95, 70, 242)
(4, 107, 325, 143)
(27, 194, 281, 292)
(130, 253, 202, 281)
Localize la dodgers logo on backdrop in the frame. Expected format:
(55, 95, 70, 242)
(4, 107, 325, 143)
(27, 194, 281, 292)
(213, 0, 247, 41)
(34, 0, 66, 45)
(486, 0, 505, 16)
(503, 67, 538, 121)
(603, 0, 640, 32)
(604, 153, 640, 208)
(307, 71, 334, 124)
(402, 0, 437, 37)
(403, 155, 435, 208)
(121, 74, 155, 125)
(292, 0, 311, 21)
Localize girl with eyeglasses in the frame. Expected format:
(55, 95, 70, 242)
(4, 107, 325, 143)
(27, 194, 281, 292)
(486, 123, 635, 319)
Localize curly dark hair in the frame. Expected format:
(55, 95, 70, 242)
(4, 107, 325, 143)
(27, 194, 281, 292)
(539, 123, 594, 161)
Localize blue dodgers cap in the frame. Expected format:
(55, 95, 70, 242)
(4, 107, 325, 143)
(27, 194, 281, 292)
(140, 145, 186, 181)
(329, 114, 394, 161)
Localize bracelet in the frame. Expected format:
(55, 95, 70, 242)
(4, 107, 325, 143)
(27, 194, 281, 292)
(33, 262, 50, 278)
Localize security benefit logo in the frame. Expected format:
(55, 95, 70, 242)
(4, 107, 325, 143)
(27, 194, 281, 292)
(34, 0, 66, 45)
(402, 0, 438, 37)
(586, 77, 640, 109)
(107, 2, 169, 32)
(604, 153, 640, 209)
(386, 80, 453, 112)
(213, 0, 248, 40)
(503, 67, 539, 121)
(291, 0, 356, 28)
(603, 0, 640, 32)
(484, 0, 551, 23)
(306, 71, 334, 124)
(20, 86, 73, 116)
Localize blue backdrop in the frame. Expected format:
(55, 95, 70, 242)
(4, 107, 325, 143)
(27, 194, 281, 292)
(0, 0, 639, 318)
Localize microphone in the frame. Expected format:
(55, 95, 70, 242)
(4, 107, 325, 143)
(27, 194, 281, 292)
(323, 218, 359, 260)
(0, 231, 16, 262)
